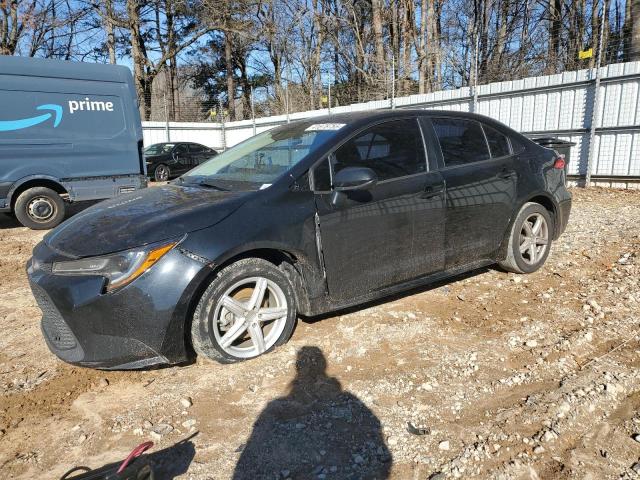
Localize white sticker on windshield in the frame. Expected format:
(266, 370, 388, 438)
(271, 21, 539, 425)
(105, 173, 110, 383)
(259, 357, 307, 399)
(305, 123, 346, 131)
(260, 183, 272, 190)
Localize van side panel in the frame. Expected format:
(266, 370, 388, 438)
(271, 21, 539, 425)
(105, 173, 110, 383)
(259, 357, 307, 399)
(0, 57, 145, 210)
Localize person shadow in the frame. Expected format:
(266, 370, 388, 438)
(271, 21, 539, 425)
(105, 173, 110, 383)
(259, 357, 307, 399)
(233, 346, 392, 480)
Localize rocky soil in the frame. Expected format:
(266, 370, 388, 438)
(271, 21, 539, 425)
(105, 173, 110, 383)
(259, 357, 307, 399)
(0, 187, 639, 479)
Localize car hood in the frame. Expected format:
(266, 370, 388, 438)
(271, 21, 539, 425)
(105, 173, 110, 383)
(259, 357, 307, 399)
(44, 185, 250, 257)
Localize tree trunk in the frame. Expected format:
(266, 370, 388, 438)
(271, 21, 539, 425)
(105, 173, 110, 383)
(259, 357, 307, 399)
(312, 0, 324, 108)
(165, 0, 177, 121)
(624, 0, 640, 61)
(371, 0, 385, 85)
(479, 0, 489, 81)
(417, 0, 428, 93)
(126, 0, 150, 120)
(390, 0, 400, 97)
(547, 0, 561, 74)
(493, 0, 509, 76)
(401, 1, 412, 95)
(0, 0, 26, 55)
(104, 0, 117, 64)
(224, 28, 236, 121)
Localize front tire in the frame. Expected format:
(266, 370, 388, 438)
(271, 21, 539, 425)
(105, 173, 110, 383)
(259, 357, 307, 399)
(191, 258, 297, 364)
(14, 187, 66, 230)
(499, 202, 554, 274)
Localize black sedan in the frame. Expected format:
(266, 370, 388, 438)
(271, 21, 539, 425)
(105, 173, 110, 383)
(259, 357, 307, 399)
(144, 142, 217, 181)
(27, 110, 571, 369)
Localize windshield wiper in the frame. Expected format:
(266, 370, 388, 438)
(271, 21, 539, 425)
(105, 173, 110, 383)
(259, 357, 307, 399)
(198, 180, 229, 191)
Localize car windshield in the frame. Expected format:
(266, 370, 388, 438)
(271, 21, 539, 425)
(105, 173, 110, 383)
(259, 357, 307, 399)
(144, 143, 174, 155)
(183, 122, 342, 188)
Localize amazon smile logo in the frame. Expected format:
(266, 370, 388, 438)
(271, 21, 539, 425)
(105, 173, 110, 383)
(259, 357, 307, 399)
(0, 104, 63, 132)
(0, 97, 116, 133)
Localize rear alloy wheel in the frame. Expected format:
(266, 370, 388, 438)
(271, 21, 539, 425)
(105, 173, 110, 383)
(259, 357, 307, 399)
(191, 258, 297, 363)
(499, 202, 553, 274)
(154, 164, 170, 182)
(14, 186, 66, 230)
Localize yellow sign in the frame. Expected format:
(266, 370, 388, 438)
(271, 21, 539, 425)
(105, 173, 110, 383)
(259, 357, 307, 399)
(579, 48, 593, 59)
(321, 95, 328, 104)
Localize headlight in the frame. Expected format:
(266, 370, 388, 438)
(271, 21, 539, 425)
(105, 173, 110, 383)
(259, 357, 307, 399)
(52, 240, 178, 291)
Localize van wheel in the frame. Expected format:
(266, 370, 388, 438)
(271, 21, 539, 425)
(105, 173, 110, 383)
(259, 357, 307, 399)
(154, 164, 170, 182)
(499, 202, 554, 274)
(14, 187, 66, 230)
(191, 258, 297, 364)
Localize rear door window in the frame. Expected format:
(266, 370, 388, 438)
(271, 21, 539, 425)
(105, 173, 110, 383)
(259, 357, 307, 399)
(188, 144, 206, 153)
(332, 119, 426, 181)
(483, 125, 511, 158)
(174, 144, 189, 154)
(431, 118, 490, 167)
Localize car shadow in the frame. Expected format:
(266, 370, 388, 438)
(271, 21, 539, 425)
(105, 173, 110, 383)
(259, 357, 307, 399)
(178, 266, 495, 367)
(301, 265, 492, 324)
(60, 433, 197, 480)
(232, 346, 392, 480)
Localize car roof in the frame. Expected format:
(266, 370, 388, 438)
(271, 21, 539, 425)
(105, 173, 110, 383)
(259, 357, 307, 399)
(293, 109, 490, 123)
(278, 109, 514, 134)
(151, 142, 206, 146)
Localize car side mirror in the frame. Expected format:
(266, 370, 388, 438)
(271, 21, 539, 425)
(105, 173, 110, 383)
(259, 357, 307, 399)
(333, 167, 377, 191)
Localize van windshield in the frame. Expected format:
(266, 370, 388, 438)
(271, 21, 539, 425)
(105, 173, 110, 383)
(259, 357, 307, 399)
(183, 123, 341, 188)
(144, 144, 174, 155)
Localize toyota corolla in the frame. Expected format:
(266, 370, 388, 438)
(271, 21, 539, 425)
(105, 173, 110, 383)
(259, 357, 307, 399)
(27, 110, 571, 369)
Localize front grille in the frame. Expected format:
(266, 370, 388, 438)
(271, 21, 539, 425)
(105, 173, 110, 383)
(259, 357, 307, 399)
(31, 284, 77, 350)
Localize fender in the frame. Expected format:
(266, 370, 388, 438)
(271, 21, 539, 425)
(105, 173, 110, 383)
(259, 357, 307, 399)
(164, 240, 326, 359)
(213, 241, 327, 315)
(5, 174, 68, 208)
(496, 190, 560, 260)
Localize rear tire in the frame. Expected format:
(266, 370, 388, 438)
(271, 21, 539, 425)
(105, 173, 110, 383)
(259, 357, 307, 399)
(499, 202, 554, 274)
(14, 187, 66, 230)
(154, 164, 170, 182)
(191, 258, 297, 364)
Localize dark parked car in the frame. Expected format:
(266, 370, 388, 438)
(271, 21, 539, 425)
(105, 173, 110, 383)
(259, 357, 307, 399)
(144, 142, 217, 181)
(27, 110, 571, 369)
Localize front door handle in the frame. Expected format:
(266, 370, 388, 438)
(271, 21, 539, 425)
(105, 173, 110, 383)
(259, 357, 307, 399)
(421, 183, 445, 199)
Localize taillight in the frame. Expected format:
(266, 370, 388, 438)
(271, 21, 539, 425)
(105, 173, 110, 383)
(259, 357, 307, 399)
(553, 155, 566, 169)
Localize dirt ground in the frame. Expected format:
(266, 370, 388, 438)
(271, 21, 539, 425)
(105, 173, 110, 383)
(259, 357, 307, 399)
(1, 187, 639, 480)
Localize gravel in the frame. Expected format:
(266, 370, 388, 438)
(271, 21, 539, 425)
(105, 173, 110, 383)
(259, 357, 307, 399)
(0, 187, 639, 479)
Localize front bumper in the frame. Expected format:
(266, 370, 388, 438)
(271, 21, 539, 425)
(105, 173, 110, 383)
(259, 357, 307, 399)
(27, 241, 208, 369)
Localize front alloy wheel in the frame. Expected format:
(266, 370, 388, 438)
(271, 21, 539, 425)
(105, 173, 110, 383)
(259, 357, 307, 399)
(191, 258, 297, 363)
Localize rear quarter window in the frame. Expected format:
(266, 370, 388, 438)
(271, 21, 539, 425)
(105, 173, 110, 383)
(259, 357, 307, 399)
(483, 125, 511, 157)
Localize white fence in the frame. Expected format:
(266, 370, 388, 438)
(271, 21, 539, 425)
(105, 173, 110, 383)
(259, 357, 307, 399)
(143, 61, 640, 186)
